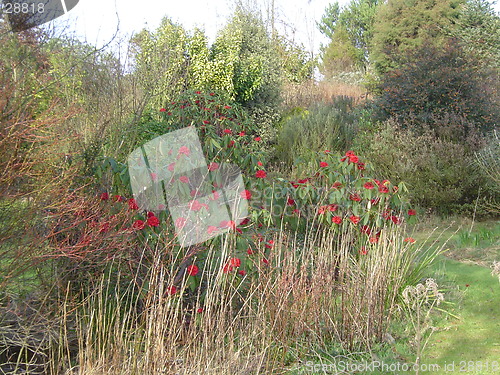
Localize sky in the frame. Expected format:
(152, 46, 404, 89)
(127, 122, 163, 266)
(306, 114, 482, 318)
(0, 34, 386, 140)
(51, 0, 347, 56)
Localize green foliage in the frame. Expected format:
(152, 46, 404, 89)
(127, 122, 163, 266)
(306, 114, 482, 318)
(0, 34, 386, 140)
(130, 18, 189, 110)
(449, 0, 500, 69)
(372, 41, 499, 136)
(318, 0, 379, 72)
(320, 27, 361, 75)
(275, 99, 357, 166)
(354, 119, 487, 215)
(371, 0, 464, 73)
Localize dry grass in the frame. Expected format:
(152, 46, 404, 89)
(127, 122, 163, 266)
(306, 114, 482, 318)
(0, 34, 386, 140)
(0, 217, 440, 374)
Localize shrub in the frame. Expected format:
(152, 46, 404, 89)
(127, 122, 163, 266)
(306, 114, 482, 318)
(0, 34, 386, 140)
(354, 119, 487, 214)
(371, 40, 499, 137)
(275, 99, 357, 167)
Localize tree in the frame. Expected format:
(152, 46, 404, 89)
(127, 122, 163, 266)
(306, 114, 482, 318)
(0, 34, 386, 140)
(449, 0, 500, 69)
(372, 40, 499, 137)
(318, 0, 379, 72)
(371, 0, 464, 73)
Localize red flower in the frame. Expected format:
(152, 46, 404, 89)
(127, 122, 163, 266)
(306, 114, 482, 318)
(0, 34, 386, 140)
(167, 162, 176, 172)
(255, 170, 267, 178)
(204, 226, 217, 235)
(349, 215, 360, 225)
(320, 161, 329, 168)
(210, 190, 220, 200)
(228, 140, 235, 148)
(195, 91, 202, 94)
(265, 240, 274, 249)
(359, 247, 368, 255)
(175, 217, 187, 229)
(287, 198, 295, 206)
(379, 186, 389, 193)
(208, 162, 219, 171)
(247, 247, 255, 255)
(224, 105, 232, 109)
(100, 192, 109, 200)
(318, 204, 338, 214)
(187, 264, 199, 276)
(238, 270, 246, 276)
(209, 92, 215, 96)
(165, 286, 177, 295)
(262, 258, 269, 265)
(223, 128, 232, 134)
(128, 198, 139, 210)
(332, 182, 342, 189)
(404, 237, 416, 244)
(257, 161, 263, 166)
(293, 209, 301, 215)
(147, 215, 160, 227)
(254, 136, 261, 141)
(229, 257, 241, 268)
(408, 209, 417, 216)
(346, 150, 355, 157)
(360, 225, 371, 235)
(357, 162, 365, 170)
(197, 307, 203, 313)
(132, 219, 146, 230)
(99, 222, 110, 233)
(239, 217, 250, 226)
(147, 211, 155, 218)
(178, 146, 191, 156)
(364, 182, 374, 189)
(189, 200, 208, 211)
(369, 236, 379, 244)
(349, 155, 359, 163)
(223, 264, 233, 273)
(160, 108, 167, 112)
(240, 190, 252, 200)
(332, 216, 342, 224)
(239, 131, 245, 136)
(203, 120, 210, 125)
(113, 195, 125, 202)
(349, 193, 361, 202)
(390, 215, 401, 225)
(179, 176, 189, 183)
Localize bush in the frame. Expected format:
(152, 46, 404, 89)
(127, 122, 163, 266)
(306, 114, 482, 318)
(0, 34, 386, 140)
(354, 119, 487, 215)
(371, 40, 499, 137)
(275, 99, 358, 167)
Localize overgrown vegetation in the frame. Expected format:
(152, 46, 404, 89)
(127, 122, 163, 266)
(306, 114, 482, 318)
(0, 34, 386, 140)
(0, 0, 498, 373)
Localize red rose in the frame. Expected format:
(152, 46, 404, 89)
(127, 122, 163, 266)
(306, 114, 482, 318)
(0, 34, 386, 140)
(128, 198, 139, 210)
(187, 264, 199, 276)
(147, 216, 160, 227)
(255, 170, 267, 178)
